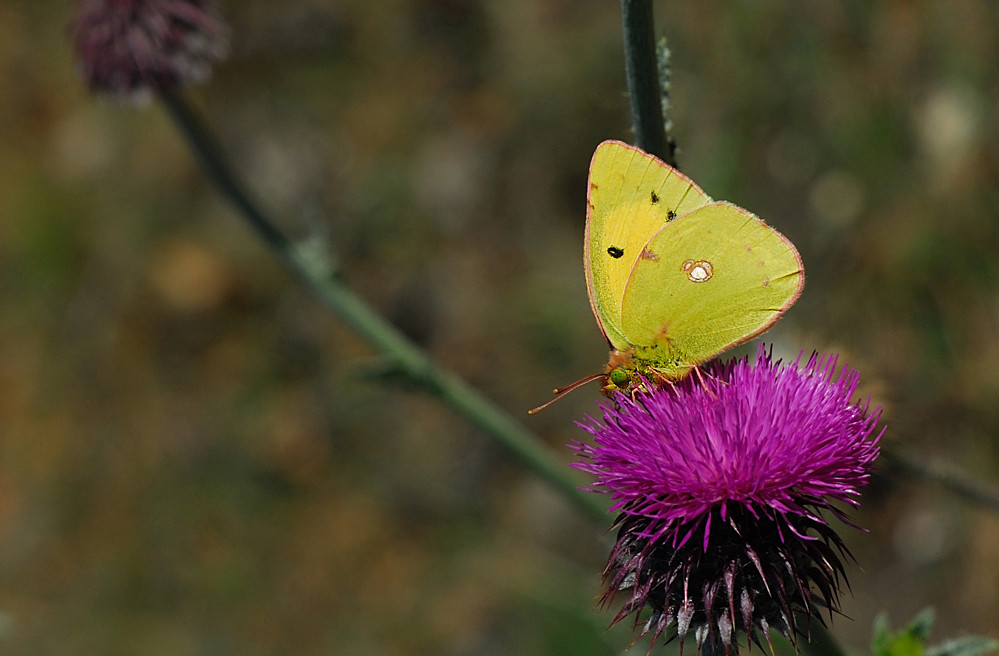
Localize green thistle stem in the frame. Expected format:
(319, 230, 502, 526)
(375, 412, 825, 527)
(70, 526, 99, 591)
(802, 622, 849, 656)
(158, 89, 607, 522)
(620, 0, 673, 164)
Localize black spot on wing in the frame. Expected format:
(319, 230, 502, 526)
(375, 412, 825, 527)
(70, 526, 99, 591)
(607, 246, 624, 259)
(650, 191, 660, 204)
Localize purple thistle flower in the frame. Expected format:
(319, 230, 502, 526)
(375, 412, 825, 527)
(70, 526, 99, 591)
(71, 0, 229, 102)
(572, 345, 883, 653)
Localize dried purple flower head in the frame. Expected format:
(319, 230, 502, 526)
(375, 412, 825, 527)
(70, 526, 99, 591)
(71, 0, 229, 101)
(572, 346, 883, 653)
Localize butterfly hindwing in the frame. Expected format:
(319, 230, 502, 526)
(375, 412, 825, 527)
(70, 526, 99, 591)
(619, 202, 804, 378)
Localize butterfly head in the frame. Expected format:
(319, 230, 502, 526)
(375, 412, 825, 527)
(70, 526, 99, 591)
(601, 350, 651, 396)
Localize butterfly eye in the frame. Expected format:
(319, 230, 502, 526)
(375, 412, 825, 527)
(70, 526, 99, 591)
(609, 368, 630, 387)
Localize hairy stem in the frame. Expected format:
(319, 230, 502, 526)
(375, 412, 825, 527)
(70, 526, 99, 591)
(621, 0, 673, 164)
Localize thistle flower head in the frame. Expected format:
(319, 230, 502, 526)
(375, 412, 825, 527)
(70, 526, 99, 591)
(572, 346, 883, 653)
(71, 0, 229, 101)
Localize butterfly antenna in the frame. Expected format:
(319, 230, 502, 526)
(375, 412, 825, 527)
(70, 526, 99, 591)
(528, 373, 606, 414)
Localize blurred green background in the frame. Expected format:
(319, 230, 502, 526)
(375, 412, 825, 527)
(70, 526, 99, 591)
(1, 0, 998, 653)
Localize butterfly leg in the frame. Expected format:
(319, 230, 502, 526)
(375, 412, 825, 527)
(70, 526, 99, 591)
(691, 364, 727, 399)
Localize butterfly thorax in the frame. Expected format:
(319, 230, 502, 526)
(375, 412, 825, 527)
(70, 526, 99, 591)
(603, 344, 694, 395)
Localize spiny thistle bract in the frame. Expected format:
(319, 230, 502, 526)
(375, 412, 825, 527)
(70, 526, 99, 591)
(572, 346, 883, 653)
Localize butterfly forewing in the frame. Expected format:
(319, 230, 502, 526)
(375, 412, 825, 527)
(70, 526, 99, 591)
(585, 140, 711, 351)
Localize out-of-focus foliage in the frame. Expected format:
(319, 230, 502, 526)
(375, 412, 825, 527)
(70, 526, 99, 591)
(872, 609, 998, 656)
(0, 1, 997, 654)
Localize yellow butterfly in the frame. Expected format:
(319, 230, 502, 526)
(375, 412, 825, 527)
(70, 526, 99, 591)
(585, 140, 804, 391)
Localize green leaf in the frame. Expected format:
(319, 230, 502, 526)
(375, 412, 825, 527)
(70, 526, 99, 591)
(871, 609, 997, 656)
(871, 610, 930, 656)
(907, 608, 937, 643)
(927, 637, 999, 656)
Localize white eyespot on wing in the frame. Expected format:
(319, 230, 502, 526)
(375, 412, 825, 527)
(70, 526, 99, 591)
(682, 259, 713, 283)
